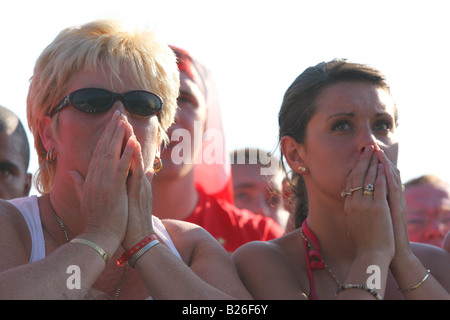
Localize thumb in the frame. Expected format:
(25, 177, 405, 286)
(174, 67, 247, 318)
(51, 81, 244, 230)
(68, 170, 85, 201)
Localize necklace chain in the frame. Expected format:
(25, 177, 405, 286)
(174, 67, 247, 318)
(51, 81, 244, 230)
(299, 227, 342, 287)
(54, 211, 69, 242)
(50, 198, 128, 300)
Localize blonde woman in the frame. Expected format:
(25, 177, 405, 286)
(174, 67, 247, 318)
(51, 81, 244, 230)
(0, 20, 250, 300)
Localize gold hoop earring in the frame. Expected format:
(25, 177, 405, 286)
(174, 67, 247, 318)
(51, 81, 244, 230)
(46, 148, 57, 163)
(153, 156, 163, 173)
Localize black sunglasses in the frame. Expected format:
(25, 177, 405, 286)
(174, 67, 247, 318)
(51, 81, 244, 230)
(49, 88, 163, 117)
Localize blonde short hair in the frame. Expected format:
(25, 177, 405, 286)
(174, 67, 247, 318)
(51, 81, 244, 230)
(27, 19, 180, 194)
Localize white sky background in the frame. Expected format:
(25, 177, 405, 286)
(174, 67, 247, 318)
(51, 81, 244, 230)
(1, 0, 450, 196)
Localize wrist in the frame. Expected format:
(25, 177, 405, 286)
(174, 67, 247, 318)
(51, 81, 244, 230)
(117, 233, 158, 267)
(389, 248, 416, 274)
(77, 231, 121, 262)
(122, 228, 155, 251)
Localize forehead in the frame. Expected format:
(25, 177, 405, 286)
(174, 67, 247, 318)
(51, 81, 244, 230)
(232, 163, 284, 188)
(405, 183, 450, 206)
(0, 133, 26, 167)
(315, 81, 396, 116)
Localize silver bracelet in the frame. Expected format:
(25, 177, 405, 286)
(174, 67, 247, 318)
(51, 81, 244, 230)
(129, 239, 160, 268)
(70, 238, 109, 263)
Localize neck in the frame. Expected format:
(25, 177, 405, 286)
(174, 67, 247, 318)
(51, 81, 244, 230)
(306, 194, 356, 264)
(38, 175, 85, 244)
(152, 169, 198, 220)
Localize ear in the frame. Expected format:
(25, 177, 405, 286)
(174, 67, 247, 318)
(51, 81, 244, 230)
(38, 115, 56, 152)
(280, 135, 306, 174)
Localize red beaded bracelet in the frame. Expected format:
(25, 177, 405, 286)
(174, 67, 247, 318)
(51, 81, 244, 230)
(117, 234, 158, 267)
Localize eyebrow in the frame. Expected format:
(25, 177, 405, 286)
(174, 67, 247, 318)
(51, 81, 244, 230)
(327, 112, 392, 121)
(234, 183, 258, 189)
(0, 161, 20, 173)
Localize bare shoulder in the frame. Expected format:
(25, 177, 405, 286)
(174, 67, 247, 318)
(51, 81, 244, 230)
(443, 232, 450, 252)
(0, 199, 29, 236)
(411, 242, 450, 266)
(233, 230, 304, 271)
(232, 230, 308, 299)
(158, 219, 226, 263)
(159, 218, 214, 245)
(0, 199, 31, 270)
(158, 218, 252, 299)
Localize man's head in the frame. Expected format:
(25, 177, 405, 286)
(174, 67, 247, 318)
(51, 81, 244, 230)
(0, 105, 32, 199)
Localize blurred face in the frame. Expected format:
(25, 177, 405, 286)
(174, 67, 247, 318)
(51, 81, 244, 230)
(232, 163, 290, 228)
(0, 132, 31, 199)
(156, 71, 207, 179)
(405, 182, 450, 247)
(300, 81, 398, 200)
(50, 67, 160, 179)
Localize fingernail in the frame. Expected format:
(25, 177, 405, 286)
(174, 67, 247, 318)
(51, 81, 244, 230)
(120, 113, 128, 122)
(113, 110, 120, 120)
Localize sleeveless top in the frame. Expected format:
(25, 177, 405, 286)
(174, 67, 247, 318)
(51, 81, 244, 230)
(8, 196, 181, 263)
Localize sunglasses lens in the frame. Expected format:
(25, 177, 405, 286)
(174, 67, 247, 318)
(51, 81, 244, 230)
(68, 89, 162, 116)
(126, 91, 162, 116)
(72, 89, 112, 114)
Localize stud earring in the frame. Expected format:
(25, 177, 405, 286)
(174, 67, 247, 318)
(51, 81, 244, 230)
(153, 156, 163, 173)
(298, 166, 307, 173)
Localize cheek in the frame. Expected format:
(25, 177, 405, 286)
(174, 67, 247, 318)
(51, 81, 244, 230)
(383, 141, 399, 165)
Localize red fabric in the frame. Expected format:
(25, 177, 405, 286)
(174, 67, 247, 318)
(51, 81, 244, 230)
(194, 174, 234, 205)
(185, 188, 285, 253)
(170, 45, 234, 204)
(301, 219, 322, 300)
(170, 45, 195, 81)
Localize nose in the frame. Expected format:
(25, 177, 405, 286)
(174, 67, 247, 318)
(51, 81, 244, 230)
(249, 197, 272, 218)
(424, 220, 444, 242)
(358, 126, 379, 154)
(111, 99, 130, 117)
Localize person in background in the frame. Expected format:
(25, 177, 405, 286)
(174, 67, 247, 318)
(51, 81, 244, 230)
(232, 59, 450, 299)
(230, 147, 293, 231)
(0, 105, 32, 199)
(0, 20, 251, 299)
(152, 46, 285, 252)
(404, 174, 450, 248)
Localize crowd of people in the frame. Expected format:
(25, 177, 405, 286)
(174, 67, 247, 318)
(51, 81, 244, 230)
(0, 19, 448, 300)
